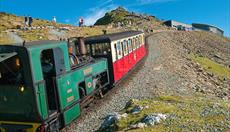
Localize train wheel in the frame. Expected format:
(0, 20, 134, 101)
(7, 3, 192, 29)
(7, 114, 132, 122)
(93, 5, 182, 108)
(79, 86, 86, 99)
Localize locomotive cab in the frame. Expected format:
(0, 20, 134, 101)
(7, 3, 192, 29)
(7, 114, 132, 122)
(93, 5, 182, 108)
(0, 46, 41, 131)
(0, 40, 110, 132)
(0, 41, 72, 131)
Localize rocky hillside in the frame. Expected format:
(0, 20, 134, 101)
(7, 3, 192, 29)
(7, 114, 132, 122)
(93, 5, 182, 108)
(0, 12, 122, 44)
(95, 7, 169, 31)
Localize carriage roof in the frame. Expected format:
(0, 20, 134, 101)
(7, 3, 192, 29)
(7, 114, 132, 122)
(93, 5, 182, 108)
(83, 30, 143, 44)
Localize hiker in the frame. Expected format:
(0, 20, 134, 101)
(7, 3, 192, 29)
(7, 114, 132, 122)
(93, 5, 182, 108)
(52, 16, 57, 27)
(79, 17, 84, 27)
(28, 16, 33, 27)
(24, 16, 28, 26)
(53, 16, 56, 23)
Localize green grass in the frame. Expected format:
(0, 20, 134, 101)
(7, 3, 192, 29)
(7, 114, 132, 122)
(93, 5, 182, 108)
(99, 95, 230, 131)
(191, 54, 230, 80)
(17, 29, 49, 41)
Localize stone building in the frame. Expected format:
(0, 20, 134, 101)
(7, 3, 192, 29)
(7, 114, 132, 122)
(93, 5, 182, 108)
(163, 20, 192, 31)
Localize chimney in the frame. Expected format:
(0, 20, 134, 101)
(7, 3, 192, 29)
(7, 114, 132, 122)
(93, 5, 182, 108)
(78, 37, 87, 56)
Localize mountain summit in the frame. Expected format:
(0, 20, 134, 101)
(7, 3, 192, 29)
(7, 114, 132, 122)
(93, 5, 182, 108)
(94, 7, 129, 25)
(94, 6, 166, 31)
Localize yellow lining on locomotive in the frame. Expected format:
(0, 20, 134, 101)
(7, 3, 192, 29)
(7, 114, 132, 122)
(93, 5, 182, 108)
(0, 121, 40, 132)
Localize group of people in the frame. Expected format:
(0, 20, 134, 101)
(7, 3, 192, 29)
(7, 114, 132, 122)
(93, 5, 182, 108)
(24, 16, 33, 27)
(24, 15, 85, 28)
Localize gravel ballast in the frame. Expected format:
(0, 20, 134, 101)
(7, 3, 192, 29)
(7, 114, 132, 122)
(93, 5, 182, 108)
(62, 31, 230, 132)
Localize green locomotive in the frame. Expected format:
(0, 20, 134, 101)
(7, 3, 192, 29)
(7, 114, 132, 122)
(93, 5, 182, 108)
(0, 39, 109, 131)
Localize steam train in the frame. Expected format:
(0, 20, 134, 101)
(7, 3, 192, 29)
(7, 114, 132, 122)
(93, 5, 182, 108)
(0, 31, 146, 132)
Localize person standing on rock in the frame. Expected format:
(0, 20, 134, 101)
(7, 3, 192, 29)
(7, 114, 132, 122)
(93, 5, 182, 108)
(28, 16, 33, 27)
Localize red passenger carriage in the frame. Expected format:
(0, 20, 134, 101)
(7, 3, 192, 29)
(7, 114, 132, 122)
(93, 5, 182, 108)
(82, 31, 146, 85)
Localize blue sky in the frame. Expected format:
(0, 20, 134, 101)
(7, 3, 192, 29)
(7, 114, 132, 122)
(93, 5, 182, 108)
(0, 0, 229, 36)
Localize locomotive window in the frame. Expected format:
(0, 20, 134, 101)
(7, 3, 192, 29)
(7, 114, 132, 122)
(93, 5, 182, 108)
(0, 52, 39, 122)
(41, 49, 55, 76)
(0, 54, 24, 85)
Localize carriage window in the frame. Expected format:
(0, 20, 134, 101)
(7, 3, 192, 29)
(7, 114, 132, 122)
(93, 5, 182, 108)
(114, 43, 118, 60)
(121, 41, 124, 56)
(135, 37, 138, 48)
(132, 38, 136, 49)
(91, 45, 95, 55)
(86, 44, 91, 55)
(91, 43, 110, 55)
(128, 39, 132, 52)
(140, 35, 143, 45)
(138, 36, 140, 46)
(123, 40, 128, 55)
(116, 41, 122, 57)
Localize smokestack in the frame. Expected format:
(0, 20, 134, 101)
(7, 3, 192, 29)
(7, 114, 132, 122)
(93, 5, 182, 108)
(78, 37, 87, 56)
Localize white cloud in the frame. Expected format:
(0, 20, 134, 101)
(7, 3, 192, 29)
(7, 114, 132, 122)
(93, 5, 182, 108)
(127, 0, 177, 7)
(84, 0, 116, 26)
(137, 0, 176, 5)
(84, 9, 109, 26)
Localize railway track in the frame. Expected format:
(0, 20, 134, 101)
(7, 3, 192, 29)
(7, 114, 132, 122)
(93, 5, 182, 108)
(64, 35, 150, 131)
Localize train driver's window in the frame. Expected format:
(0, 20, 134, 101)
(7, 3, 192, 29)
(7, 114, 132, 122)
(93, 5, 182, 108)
(0, 54, 24, 85)
(128, 39, 132, 52)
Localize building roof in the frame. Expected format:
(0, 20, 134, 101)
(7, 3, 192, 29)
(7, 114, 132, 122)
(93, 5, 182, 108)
(192, 23, 224, 32)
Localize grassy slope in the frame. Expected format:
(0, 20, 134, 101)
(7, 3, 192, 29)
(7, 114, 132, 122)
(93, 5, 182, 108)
(191, 54, 230, 80)
(100, 95, 230, 131)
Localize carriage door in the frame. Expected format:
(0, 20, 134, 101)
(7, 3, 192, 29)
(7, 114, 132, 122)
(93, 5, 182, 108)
(40, 48, 61, 116)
